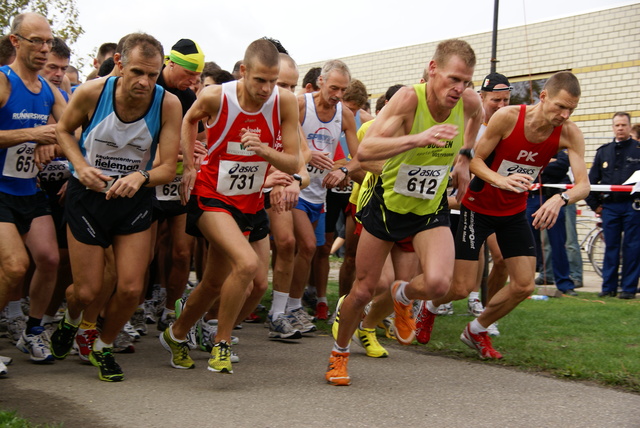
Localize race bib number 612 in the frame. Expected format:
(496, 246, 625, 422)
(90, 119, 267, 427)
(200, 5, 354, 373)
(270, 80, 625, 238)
(393, 164, 448, 200)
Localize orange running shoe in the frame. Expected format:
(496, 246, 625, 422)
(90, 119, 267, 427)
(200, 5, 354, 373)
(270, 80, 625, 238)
(325, 351, 351, 386)
(391, 281, 415, 345)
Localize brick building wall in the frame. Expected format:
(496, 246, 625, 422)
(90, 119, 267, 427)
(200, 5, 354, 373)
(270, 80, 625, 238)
(298, 4, 640, 163)
(298, 4, 639, 274)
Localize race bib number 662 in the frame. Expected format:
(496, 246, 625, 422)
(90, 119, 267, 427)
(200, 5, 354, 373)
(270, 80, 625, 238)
(393, 164, 448, 200)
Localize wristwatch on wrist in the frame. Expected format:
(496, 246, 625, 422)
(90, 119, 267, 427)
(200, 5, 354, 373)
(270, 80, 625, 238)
(560, 192, 570, 206)
(339, 166, 349, 177)
(459, 148, 474, 159)
(138, 169, 150, 186)
(292, 173, 302, 184)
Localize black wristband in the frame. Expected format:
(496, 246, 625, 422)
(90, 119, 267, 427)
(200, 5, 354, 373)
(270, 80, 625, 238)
(138, 169, 150, 186)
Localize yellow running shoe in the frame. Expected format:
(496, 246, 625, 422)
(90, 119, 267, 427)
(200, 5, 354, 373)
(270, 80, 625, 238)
(208, 341, 233, 374)
(391, 281, 416, 345)
(377, 317, 396, 340)
(331, 295, 347, 341)
(325, 351, 351, 386)
(353, 327, 388, 358)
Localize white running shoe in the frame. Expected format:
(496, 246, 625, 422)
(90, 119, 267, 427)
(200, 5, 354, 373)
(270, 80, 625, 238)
(436, 302, 454, 316)
(123, 321, 141, 341)
(16, 326, 54, 363)
(7, 316, 26, 344)
(467, 298, 485, 317)
(286, 307, 316, 334)
(487, 322, 500, 337)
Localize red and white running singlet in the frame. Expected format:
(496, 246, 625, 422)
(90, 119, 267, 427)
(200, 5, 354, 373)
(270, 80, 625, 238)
(193, 81, 281, 214)
(463, 104, 562, 216)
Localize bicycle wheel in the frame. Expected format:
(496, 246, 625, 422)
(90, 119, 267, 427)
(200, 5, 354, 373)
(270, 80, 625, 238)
(588, 229, 605, 277)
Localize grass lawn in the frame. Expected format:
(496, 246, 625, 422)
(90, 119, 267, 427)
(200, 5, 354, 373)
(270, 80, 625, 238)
(304, 275, 640, 393)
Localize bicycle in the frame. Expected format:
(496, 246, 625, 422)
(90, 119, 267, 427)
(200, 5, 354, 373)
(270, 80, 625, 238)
(577, 217, 605, 277)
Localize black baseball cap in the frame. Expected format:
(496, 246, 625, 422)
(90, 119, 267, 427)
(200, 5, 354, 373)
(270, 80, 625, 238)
(481, 73, 512, 92)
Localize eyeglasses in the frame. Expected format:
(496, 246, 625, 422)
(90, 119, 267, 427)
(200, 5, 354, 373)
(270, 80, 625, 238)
(14, 34, 53, 49)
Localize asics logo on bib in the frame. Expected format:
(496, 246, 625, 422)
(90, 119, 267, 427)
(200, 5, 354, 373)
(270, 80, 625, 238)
(43, 164, 68, 171)
(229, 163, 260, 174)
(516, 150, 538, 162)
(506, 165, 537, 176)
(17, 144, 35, 155)
(408, 166, 443, 177)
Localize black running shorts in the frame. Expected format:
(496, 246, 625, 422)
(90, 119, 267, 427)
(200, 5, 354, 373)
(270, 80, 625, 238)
(455, 204, 536, 261)
(65, 176, 154, 248)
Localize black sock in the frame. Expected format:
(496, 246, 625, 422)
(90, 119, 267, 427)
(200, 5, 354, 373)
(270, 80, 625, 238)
(26, 316, 42, 333)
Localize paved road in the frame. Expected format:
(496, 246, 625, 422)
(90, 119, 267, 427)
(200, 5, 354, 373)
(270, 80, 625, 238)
(1, 311, 639, 428)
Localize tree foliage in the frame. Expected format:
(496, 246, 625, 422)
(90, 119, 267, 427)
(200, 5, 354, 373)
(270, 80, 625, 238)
(0, 0, 84, 45)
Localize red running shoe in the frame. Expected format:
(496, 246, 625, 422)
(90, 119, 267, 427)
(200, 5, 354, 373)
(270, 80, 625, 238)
(460, 323, 503, 359)
(391, 281, 415, 345)
(75, 328, 98, 362)
(315, 302, 329, 320)
(415, 301, 437, 344)
(244, 312, 261, 323)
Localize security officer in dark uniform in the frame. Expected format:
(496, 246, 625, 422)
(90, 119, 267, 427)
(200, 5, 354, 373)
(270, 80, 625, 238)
(586, 112, 640, 299)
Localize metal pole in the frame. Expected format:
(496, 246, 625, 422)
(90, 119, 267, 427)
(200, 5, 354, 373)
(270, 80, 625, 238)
(491, 0, 499, 73)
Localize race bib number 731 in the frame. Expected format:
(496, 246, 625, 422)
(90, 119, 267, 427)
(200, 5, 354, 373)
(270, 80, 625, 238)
(393, 164, 448, 200)
(217, 160, 268, 196)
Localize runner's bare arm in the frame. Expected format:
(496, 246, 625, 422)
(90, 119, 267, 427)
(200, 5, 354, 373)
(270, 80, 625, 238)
(357, 87, 458, 163)
(180, 85, 222, 204)
(471, 106, 531, 193)
(450, 88, 483, 201)
(56, 80, 112, 191)
(247, 89, 299, 174)
(531, 123, 590, 229)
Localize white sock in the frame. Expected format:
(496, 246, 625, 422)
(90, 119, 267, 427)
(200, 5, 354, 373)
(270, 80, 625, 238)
(286, 297, 302, 311)
(426, 300, 439, 314)
(470, 318, 487, 334)
(317, 296, 328, 304)
(41, 314, 56, 325)
(469, 291, 480, 301)
(332, 341, 350, 354)
(65, 310, 82, 326)
(270, 291, 289, 320)
(161, 307, 175, 320)
(6, 301, 22, 319)
(168, 324, 183, 342)
(393, 281, 411, 305)
(93, 337, 112, 352)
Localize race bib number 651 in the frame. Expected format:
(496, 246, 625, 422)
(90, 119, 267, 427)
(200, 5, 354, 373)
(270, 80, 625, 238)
(3, 142, 38, 179)
(393, 164, 448, 200)
(217, 160, 268, 196)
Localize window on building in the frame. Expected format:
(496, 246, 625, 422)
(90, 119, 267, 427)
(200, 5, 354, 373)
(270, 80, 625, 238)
(509, 76, 549, 106)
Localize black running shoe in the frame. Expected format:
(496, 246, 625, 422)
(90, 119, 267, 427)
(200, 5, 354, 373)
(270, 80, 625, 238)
(89, 348, 124, 382)
(50, 318, 79, 359)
